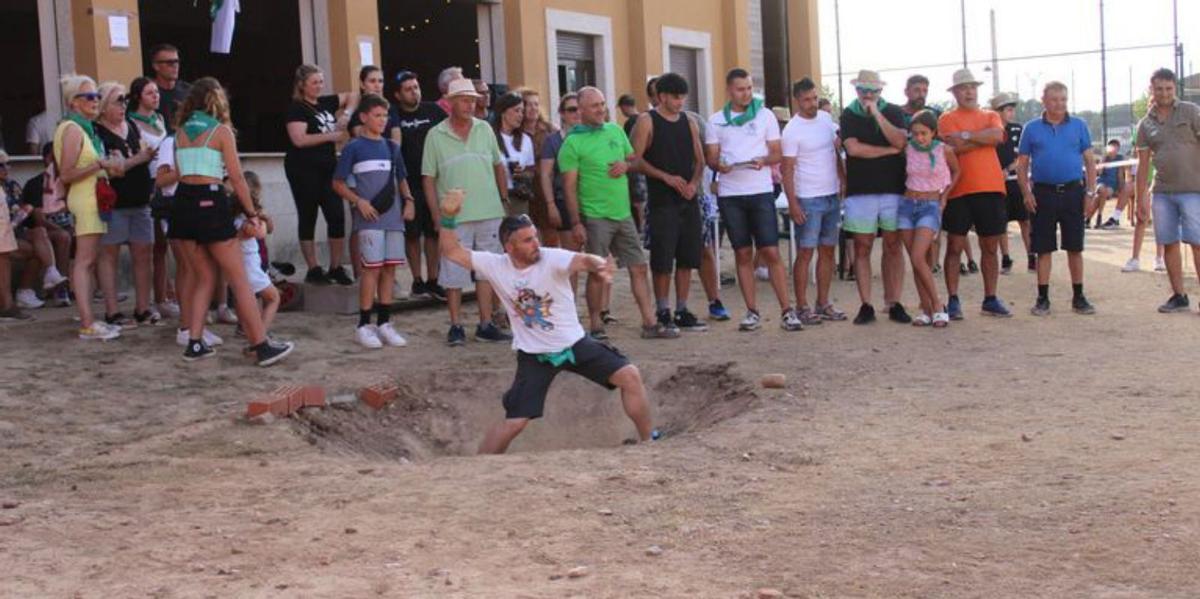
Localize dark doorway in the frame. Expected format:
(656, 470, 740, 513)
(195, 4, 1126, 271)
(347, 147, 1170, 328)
(138, 0, 302, 151)
(378, 1, 481, 103)
(0, 0, 44, 155)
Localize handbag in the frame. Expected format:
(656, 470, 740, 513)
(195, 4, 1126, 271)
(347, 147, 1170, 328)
(96, 177, 117, 222)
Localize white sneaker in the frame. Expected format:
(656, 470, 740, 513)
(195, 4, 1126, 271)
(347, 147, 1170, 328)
(16, 289, 44, 309)
(42, 267, 68, 290)
(216, 306, 239, 325)
(1121, 258, 1140, 273)
(1155, 257, 1166, 272)
(157, 301, 181, 318)
(738, 310, 762, 331)
(176, 328, 189, 346)
(754, 266, 769, 281)
(356, 324, 383, 349)
(376, 322, 408, 347)
(79, 322, 120, 341)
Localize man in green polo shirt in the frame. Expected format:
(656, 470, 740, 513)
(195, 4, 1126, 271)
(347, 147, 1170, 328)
(560, 87, 677, 340)
(422, 78, 512, 346)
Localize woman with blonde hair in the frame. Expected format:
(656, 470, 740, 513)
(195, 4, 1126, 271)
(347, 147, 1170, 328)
(53, 73, 121, 340)
(284, 64, 357, 286)
(518, 88, 558, 238)
(94, 80, 157, 328)
(172, 76, 293, 365)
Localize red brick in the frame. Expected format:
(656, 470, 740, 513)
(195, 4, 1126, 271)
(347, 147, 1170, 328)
(284, 385, 306, 414)
(248, 385, 293, 419)
(301, 385, 326, 408)
(359, 381, 399, 410)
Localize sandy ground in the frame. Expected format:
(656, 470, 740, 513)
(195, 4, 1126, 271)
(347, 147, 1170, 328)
(1, 224, 1198, 599)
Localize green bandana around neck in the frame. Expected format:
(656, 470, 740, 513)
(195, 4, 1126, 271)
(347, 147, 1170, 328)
(65, 112, 105, 157)
(181, 111, 220, 141)
(845, 97, 889, 119)
(721, 97, 763, 126)
(908, 138, 941, 168)
(129, 111, 163, 133)
(569, 123, 605, 135)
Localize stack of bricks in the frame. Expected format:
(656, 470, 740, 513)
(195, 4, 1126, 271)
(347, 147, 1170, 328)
(358, 380, 400, 410)
(246, 385, 326, 419)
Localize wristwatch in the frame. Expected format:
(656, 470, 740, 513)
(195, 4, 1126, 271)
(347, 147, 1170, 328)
(959, 131, 971, 141)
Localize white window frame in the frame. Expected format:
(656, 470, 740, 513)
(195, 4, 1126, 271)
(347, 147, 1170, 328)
(545, 8, 614, 127)
(661, 26, 713, 117)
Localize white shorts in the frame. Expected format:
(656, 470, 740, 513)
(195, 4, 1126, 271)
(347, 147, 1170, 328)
(440, 218, 502, 289)
(358, 228, 406, 268)
(242, 252, 272, 294)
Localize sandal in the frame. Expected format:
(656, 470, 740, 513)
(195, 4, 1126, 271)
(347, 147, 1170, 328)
(816, 303, 847, 321)
(932, 312, 950, 328)
(912, 313, 932, 327)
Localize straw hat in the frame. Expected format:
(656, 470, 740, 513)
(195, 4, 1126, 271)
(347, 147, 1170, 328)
(445, 78, 479, 99)
(989, 91, 1019, 110)
(947, 68, 984, 91)
(850, 69, 885, 90)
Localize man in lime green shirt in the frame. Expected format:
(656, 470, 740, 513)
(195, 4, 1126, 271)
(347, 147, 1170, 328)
(559, 87, 676, 340)
(421, 78, 511, 346)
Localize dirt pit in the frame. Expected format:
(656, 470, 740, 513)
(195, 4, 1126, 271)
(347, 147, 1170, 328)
(292, 362, 756, 460)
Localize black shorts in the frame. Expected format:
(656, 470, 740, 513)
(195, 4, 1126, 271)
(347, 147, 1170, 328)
(1004, 180, 1029, 222)
(1031, 183, 1085, 254)
(502, 336, 630, 420)
(553, 195, 574, 231)
(942, 192, 1007, 237)
(408, 189, 436, 239)
(647, 190, 702, 273)
(169, 183, 237, 243)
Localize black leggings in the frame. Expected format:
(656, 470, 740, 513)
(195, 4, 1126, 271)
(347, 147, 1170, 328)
(285, 161, 345, 241)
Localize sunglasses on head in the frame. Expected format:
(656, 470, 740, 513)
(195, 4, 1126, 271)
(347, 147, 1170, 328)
(75, 92, 101, 101)
(395, 69, 416, 82)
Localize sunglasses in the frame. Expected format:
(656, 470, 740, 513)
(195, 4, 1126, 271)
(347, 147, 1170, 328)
(394, 69, 416, 82)
(75, 92, 101, 101)
(561, 106, 579, 113)
(113, 94, 128, 104)
(0, 163, 8, 168)
(154, 59, 180, 66)
(855, 86, 881, 94)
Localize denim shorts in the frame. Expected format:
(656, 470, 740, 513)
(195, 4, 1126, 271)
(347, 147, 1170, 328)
(842, 193, 900, 234)
(718, 192, 779, 250)
(1152, 192, 1200, 245)
(101, 206, 154, 245)
(897, 198, 943, 232)
(794, 194, 841, 248)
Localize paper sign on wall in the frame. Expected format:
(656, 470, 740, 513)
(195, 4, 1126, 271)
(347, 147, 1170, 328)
(108, 14, 130, 49)
(359, 40, 374, 67)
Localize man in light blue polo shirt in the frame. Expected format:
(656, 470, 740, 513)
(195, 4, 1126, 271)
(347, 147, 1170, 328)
(1016, 81, 1097, 317)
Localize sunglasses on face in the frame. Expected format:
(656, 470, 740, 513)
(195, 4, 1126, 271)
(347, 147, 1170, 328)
(113, 94, 128, 104)
(0, 163, 8, 168)
(561, 106, 579, 113)
(155, 59, 180, 66)
(855, 87, 880, 94)
(75, 92, 101, 101)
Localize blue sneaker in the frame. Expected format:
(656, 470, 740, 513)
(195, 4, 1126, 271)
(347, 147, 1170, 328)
(708, 299, 731, 321)
(981, 297, 1013, 318)
(946, 295, 964, 321)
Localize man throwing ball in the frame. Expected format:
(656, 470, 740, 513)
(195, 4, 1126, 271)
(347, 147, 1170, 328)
(437, 189, 654, 454)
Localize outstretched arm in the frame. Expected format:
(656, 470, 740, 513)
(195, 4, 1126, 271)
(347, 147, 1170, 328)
(569, 252, 615, 283)
(437, 188, 473, 271)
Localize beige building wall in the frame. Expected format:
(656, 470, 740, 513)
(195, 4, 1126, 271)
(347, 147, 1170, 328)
(71, 0, 142, 85)
(327, 0, 381, 92)
(787, 0, 821, 85)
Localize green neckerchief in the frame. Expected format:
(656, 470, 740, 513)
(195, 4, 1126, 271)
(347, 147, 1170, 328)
(535, 347, 576, 367)
(128, 110, 164, 133)
(721, 97, 763, 127)
(65, 112, 104, 157)
(569, 123, 605, 134)
(908, 138, 941, 169)
(181, 111, 220, 142)
(845, 97, 890, 119)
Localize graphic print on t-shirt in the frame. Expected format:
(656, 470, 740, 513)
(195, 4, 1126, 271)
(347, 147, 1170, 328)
(513, 281, 555, 331)
(313, 109, 336, 133)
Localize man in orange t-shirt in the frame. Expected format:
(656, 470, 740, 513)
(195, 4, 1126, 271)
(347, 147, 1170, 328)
(937, 68, 1011, 319)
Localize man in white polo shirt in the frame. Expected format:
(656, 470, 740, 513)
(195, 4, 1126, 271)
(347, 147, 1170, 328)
(705, 68, 802, 332)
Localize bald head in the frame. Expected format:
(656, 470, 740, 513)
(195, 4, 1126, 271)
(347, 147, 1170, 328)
(577, 86, 606, 126)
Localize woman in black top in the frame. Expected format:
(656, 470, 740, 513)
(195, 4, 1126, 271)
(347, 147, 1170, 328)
(284, 64, 357, 285)
(94, 80, 158, 327)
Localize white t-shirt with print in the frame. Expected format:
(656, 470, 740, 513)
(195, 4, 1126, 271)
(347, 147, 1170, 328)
(471, 247, 584, 354)
(151, 136, 178, 196)
(705, 106, 781, 196)
(781, 111, 840, 199)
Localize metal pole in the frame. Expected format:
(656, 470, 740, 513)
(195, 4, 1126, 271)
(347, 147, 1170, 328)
(990, 9, 1000, 91)
(1100, 0, 1109, 144)
(1173, 0, 1181, 76)
(960, 0, 968, 68)
(835, 0, 844, 110)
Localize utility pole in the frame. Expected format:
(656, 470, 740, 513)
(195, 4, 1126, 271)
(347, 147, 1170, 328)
(960, 0, 968, 68)
(1173, 0, 1182, 76)
(1100, 0, 1109, 144)
(989, 9, 1000, 91)
(835, 0, 844, 111)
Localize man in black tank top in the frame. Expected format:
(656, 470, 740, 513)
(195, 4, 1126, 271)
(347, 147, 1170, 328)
(630, 73, 707, 331)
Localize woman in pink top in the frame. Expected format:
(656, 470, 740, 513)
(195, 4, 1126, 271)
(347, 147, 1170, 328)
(900, 110, 959, 327)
